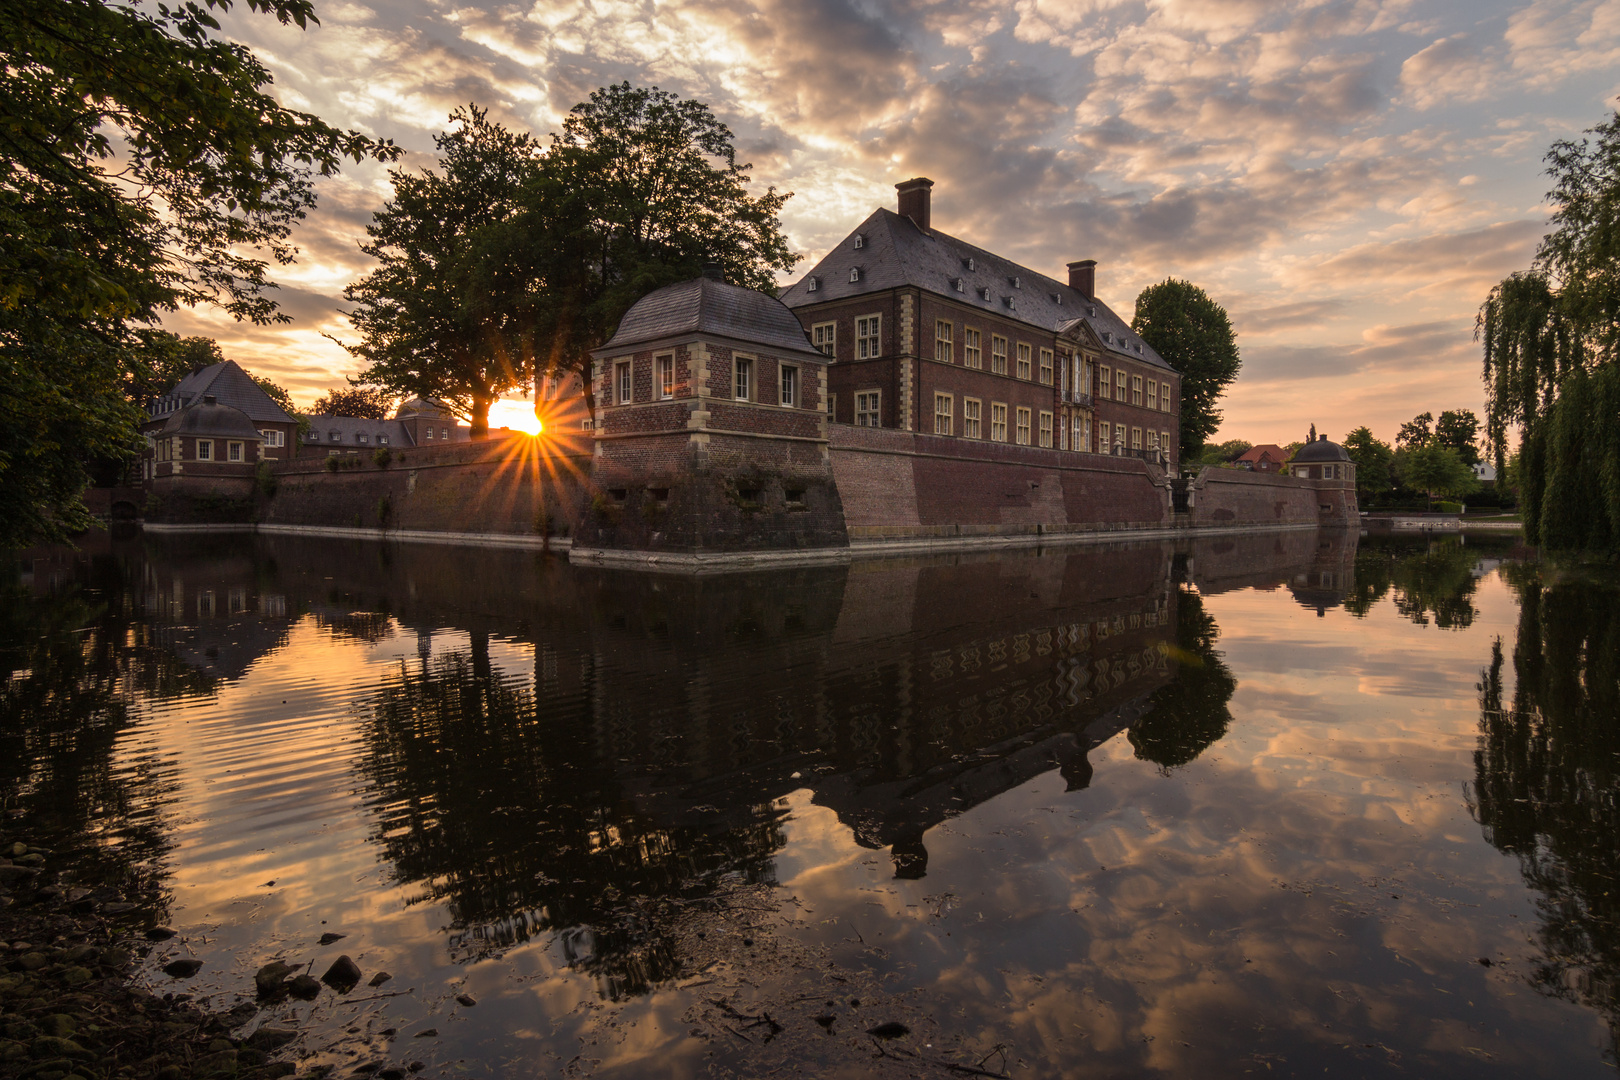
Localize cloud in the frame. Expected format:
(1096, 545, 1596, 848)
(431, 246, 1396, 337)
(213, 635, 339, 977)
(1399, 34, 1500, 111)
(1232, 299, 1347, 336)
(1301, 220, 1545, 296)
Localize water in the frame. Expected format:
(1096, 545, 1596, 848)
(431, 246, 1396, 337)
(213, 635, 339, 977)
(3, 526, 1616, 1078)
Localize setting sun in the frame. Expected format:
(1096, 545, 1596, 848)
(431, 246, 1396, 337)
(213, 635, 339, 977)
(489, 398, 541, 435)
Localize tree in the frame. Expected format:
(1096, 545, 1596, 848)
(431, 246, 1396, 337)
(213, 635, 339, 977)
(1396, 443, 1478, 509)
(1342, 426, 1395, 497)
(250, 374, 297, 417)
(1479, 110, 1620, 550)
(1130, 279, 1242, 459)
(0, 0, 398, 545)
(1396, 412, 1434, 449)
(311, 387, 393, 419)
(1435, 409, 1482, 465)
(342, 106, 538, 438)
(122, 333, 222, 410)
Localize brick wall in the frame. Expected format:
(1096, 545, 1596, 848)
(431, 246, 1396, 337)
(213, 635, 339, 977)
(1187, 466, 1349, 528)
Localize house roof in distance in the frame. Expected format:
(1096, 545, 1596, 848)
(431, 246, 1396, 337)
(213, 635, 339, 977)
(594, 275, 828, 361)
(1292, 435, 1350, 463)
(779, 207, 1172, 373)
(1235, 444, 1287, 464)
(150, 359, 296, 426)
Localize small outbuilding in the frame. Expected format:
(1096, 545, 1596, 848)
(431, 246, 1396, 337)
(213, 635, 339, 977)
(148, 395, 265, 477)
(1289, 433, 1354, 482)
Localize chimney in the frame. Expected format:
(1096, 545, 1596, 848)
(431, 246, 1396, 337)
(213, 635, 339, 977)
(896, 177, 934, 231)
(702, 261, 725, 282)
(1067, 260, 1097, 299)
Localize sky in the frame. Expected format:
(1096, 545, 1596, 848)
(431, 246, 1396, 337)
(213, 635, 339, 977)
(168, 0, 1620, 445)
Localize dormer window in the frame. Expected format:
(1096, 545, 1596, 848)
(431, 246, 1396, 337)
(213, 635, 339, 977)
(853, 234, 865, 249)
(850, 267, 862, 283)
(980, 287, 992, 301)
(954, 278, 965, 293)
(1010, 277, 1020, 289)
(806, 276, 819, 292)
(1053, 294, 1063, 305)
(965, 257, 976, 272)
(1135, 343, 1143, 353)
(1087, 305, 1097, 317)
(1004, 296, 1016, 311)
(1103, 332, 1113, 344)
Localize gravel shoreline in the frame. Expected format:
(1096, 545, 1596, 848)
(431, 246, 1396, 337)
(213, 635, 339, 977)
(0, 832, 307, 1080)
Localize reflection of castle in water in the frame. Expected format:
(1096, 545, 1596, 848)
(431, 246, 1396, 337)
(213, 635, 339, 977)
(32, 527, 1360, 995)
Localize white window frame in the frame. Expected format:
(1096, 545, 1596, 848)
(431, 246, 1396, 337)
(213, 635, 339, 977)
(780, 364, 798, 407)
(964, 397, 982, 439)
(1099, 421, 1111, 448)
(1132, 426, 1143, 449)
(1146, 379, 1158, 411)
(855, 389, 882, 427)
(812, 322, 836, 358)
(1162, 384, 1173, 412)
(1098, 364, 1110, 401)
(991, 335, 1008, 375)
(1016, 406, 1032, 445)
(934, 392, 953, 435)
(1115, 369, 1126, 401)
(1016, 342, 1031, 380)
(990, 402, 1008, 442)
(1040, 349, 1054, 386)
(856, 315, 881, 360)
(1162, 430, 1172, 453)
(964, 327, 982, 369)
(734, 356, 753, 401)
(227, 440, 244, 462)
(1039, 411, 1053, 448)
(935, 320, 953, 363)
(616, 361, 632, 405)
(656, 353, 675, 400)
(1132, 375, 1143, 406)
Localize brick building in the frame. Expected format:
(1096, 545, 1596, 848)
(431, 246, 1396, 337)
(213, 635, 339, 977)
(142, 359, 299, 476)
(576, 268, 848, 558)
(779, 178, 1181, 466)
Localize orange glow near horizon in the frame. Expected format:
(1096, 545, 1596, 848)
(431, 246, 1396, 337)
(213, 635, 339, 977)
(489, 398, 542, 435)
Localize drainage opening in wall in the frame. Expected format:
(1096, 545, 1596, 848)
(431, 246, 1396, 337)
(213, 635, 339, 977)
(1320, 504, 1332, 512)
(610, 489, 628, 502)
(737, 488, 761, 504)
(786, 488, 805, 504)
(649, 487, 670, 502)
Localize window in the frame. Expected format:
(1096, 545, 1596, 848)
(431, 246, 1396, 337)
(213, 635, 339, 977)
(934, 393, 953, 435)
(1162, 430, 1172, 454)
(424, 427, 433, 440)
(1147, 430, 1158, 450)
(1098, 365, 1111, 400)
(857, 315, 881, 359)
(657, 354, 674, 399)
(806, 276, 819, 292)
(935, 320, 953, 363)
(780, 365, 798, 407)
(1132, 375, 1143, 406)
(854, 233, 864, 249)
(964, 398, 982, 438)
(329, 430, 341, 442)
(358, 433, 369, 444)
(856, 390, 881, 427)
(1099, 421, 1111, 448)
(259, 429, 285, 448)
(227, 441, 244, 462)
(328, 448, 340, 457)
(616, 361, 632, 405)
(1116, 369, 1127, 401)
(1162, 384, 1173, 412)
(1146, 379, 1158, 411)
(734, 357, 752, 401)
(849, 267, 861, 283)
(379, 435, 390, 445)
(1040, 348, 1054, 386)
(1132, 426, 1143, 449)
(991, 402, 1008, 442)
(1039, 411, 1053, 448)
(827, 393, 836, 419)
(991, 335, 1008, 374)
(441, 428, 448, 439)
(964, 327, 982, 369)
(196, 439, 213, 461)
(1073, 414, 1089, 452)
(1015, 407, 1032, 445)
(812, 322, 836, 357)
(1016, 342, 1031, 380)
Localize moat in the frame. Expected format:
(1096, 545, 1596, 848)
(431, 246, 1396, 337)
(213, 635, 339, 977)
(4, 527, 1617, 1078)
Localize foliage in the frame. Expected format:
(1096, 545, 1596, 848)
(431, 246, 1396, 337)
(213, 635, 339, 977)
(1533, 365, 1620, 552)
(1130, 279, 1242, 459)
(0, 0, 397, 546)
(342, 106, 539, 437)
(1395, 443, 1479, 508)
(1342, 426, 1394, 496)
(1435, 409, 1482, 465)
(1470, 569, 1620, 1046)
(312, 386, 393, 419)
(249, 373, 296, 417)
(1128, 588, 1236, 771)
(1395, 412, 1433, 449)
(1343, 535, 1487, 629)
(1478, 111, 1620, 550)
(124, 333, 222, 409)
(372, 447, 391, 468)
(345, 85, 801, 427)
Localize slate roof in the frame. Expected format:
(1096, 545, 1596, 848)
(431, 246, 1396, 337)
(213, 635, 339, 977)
(1293, 436, 1350, 463)
(1235, 444, 1287, 464)
(149, 360, 296, 426)
(157, 399, 264, 440)
(778, 208, 1172, 372)
(594, 276, 827, 361)
(300, 416, 421, 448)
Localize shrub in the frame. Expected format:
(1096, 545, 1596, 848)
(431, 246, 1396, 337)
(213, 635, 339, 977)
(1435, 500, 1464, 514)
(323, 455, 339, 473)
(255, 460, 278, 497)
(373, 448, 392, 468)
(376, 494, 392, 526)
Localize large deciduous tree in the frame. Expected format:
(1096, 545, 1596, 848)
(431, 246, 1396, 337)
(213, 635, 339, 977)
(1130, 279, 1241, 460)
(1479, 109, 1620, 551)
(1435, 409, 1482, 465)
(1342, 426, 1395, 498)
(0, 0, 397, 545)
(342, 106, 541, 438)
(311, 387, 393, 419)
